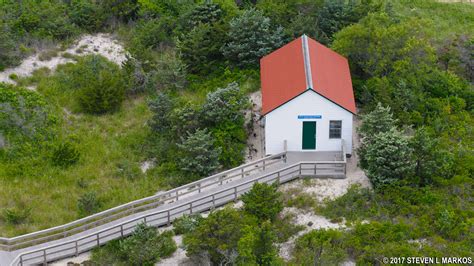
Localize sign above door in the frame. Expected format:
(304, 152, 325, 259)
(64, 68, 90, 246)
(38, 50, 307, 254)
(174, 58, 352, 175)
(298, 115, 322, 119)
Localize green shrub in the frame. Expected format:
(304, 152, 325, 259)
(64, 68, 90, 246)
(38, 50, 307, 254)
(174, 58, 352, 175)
(318, 184, 378, 222)
(1, 207, 31, 225)
(291, 229, 347, 266)
(129, 18, 175, 53)
(77, 191, 102, 217)
(201, 82, 249, 126)
(173, 214, 203, 235)
(0, 24, 22, 70)
(38, 50, 59, 61)
(8, 73, 18, 80)
(72, 56, 125, 114)
(177, 128, 221, 177)
(0, 84, 56, 151)
(69, 0, 106, 32)
(285, 192, 318, 211)
(119, 224, 176, 265)
(238, 221, 281, 266)
(51, 142, 80, 167)
(184, 207, 251, 265)
(211, 122, 246, 168)
(242, 182, 283, 222)
(177, 22, 227, 74)
(222, 8, 285, 67)
(148, 51, 188, 91)
(364, 128, 414, 189)
(91, 223, 176, 265)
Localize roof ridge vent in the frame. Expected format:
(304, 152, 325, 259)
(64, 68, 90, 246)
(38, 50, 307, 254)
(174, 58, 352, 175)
(301, 35, 313, 90)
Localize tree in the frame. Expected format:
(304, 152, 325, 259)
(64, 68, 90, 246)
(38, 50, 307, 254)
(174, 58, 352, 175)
(292, 229, 346, 266)
(177, 128, 221, 176)
(0, 23, 21, 70)
(188, 1, 223, 27)
(76, 56, 126, 114)
(363, 128, 414, 189)
(201, 82, 249, 126)
(128, 17, 175, 60)
(148, 92, 175, 134)
(119, 223, 176, 266)
(238, 221, 280, 266)
(358, 103, 398, 139)
(222, 8, 285, 68)
(357, 103, 398, 169)
(410, 127, 452, 186)
(150, 51, 187, 91)
(184, 207, 248, 265)
(242, 182, 283, 222)
(69, 0, 106, 32)
(211, 121, 246, 168)
(332, 13, 436, 79)
(177, 22, 227, 74)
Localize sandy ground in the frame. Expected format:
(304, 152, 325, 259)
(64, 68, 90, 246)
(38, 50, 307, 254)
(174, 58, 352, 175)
(244, 91, 265, 162)
(0, 33, 127, 86)
(278, 207, 346, 261)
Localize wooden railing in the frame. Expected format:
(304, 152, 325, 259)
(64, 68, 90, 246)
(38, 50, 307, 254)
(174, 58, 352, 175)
(0, 152, 286, 252)
(10, 157, 346, 266)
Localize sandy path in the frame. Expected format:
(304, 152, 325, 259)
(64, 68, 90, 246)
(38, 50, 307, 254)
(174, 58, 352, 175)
(245, 91, 265, 162)
(0, 33, 128, 86)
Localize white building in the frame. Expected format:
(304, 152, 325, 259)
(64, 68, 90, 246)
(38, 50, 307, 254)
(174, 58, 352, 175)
(260, 35, 356, 156)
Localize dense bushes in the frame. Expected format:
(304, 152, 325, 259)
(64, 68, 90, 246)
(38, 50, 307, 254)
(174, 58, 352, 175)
(91, 223, 176, 265)
(177, 129, 221, 177)
(182, 183, 285, 265)
(75, 56, 125, 114)
(312, 183, 473, 263)
(55, 55, 125, 114)
(51, 142, 80, 167)
(1, 207, 31, 225)
(147, 82, 248, 183)
(0, 84, 57, 159)
(69, 0, 106, 32)
(241, 182, 283, 222)
(223, 8, 285, 68)
(291, 229, 346, 265)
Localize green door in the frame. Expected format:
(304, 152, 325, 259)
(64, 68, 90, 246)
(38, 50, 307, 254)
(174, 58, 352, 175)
(302, 121, 316, 150)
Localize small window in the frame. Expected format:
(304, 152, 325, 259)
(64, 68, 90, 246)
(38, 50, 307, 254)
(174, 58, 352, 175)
(329, 120, 342, 139)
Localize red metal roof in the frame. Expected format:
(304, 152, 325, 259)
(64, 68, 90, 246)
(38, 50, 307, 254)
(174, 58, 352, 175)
(260, 35, 356, 115)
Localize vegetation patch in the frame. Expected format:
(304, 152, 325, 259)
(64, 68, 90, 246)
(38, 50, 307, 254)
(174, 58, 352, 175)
(91, 223, 176, 265)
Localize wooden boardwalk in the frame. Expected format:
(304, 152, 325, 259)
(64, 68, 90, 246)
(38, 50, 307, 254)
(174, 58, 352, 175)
(1, 151, 345, 266)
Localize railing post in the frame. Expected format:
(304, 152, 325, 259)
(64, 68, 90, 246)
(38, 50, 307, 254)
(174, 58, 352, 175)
(198, 183, 201, 193)
(176, 191, 179, 201)
(96, 234, 100, 247)
(20, 255, 23, 266)
(276, 172, 280, 184)
(43, 250, 47, 265)
(167, 211, 171, 226)
(212, 194, 216, 209)
(263, 160, 266, 171)
(190, 202, 193, 214)
(314, 163, 317, 175)
(144, 216, 147, 224)
(120, 225, 124, 237)
(234, 187, 238, 202)
(241, 168, 244, 178)
(75, 241, 79, 256)
(299, 164, 302, 175)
